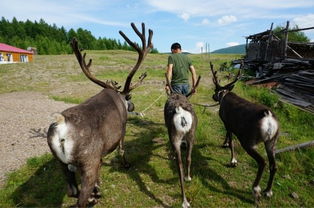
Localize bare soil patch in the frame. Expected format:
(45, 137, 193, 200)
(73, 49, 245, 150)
(0, 91, 74, 187)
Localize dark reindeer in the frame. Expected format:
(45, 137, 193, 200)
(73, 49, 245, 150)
(47, 23, 153, 207)
(164, 75, 201, 208)
(209, 62, 279, 202)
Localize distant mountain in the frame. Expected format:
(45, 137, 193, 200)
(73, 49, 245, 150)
(212, 44, 245, 54)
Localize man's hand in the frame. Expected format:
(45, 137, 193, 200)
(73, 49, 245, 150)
(165, 85, 171, 95)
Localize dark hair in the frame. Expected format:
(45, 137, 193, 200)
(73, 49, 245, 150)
(171, 42, 181, 50)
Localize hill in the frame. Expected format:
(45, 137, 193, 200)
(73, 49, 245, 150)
(212, 44, 245, 54)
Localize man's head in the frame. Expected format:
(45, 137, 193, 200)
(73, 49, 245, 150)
(171, 42, 181, 53)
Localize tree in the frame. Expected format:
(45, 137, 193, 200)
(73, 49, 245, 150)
(273, 25, 310, 43)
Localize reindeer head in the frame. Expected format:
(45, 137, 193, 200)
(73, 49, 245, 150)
(71, 23, 153, 112)
(209, 62, 240, 102)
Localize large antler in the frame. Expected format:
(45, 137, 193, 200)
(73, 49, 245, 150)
(119, 22, 153, 94)
(210, 62, 221, 89)
(224, 70, 241, 88)
(71, 38, 117, 90)
(209, 61, 240, 89)
(186, 76, 201, 97)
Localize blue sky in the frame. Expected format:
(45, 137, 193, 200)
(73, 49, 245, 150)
(1, 0, 314, 53)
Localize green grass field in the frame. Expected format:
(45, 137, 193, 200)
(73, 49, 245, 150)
(0, 51, 313, 207)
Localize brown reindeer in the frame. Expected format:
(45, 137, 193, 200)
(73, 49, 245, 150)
(209, 62, 279, 202)
(164, 75, 201, 208)
(47, 23, 153, 207)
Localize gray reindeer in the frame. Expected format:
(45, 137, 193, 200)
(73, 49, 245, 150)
(47, 23, 153, 207)
(164, 75, 201, 208)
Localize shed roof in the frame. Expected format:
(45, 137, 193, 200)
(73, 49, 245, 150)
(0, 43, 33, 54)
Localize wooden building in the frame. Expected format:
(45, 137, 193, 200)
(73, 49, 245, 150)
(0, 43, 33, 63)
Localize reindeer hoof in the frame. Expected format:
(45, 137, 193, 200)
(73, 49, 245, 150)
(229, 158, 238, 167)
(263, 190, 273, 198)
(182, 200, 191, 208)
(253, 186, 262, 203)
(222, 143, 229, 148)
(184, 176, 192, 182)
(88, 196, 99, 206)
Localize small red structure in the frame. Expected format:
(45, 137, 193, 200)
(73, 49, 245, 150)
(0, 43, 33, 63)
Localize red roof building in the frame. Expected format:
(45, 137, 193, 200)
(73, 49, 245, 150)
(0, 43, 33, 63)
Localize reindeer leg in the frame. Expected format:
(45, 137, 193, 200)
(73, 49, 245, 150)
(119, 137, 130, 168)
(263, 140, 277, 198)
(243, 145, 266, 203)
(222, 131, 230, 148)
(185, 134, 194, 182)
(172, 135, 190, 208)
(61, 163, 79, 198)
(91, 159, 102, 199)
(228, 132, 237, 167)
(77, 161, 101, 207)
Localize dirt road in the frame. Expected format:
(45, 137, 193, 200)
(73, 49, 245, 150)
(0, 91, 74, 186)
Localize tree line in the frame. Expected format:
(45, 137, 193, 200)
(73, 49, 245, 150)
(0, 17, 158, 55)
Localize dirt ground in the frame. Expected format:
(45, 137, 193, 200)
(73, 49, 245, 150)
(0, 91, 74, 187)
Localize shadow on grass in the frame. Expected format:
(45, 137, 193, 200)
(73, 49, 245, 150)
(192, 144, 254, 204)
(10, 158, 67, 207)
(107, 116, 174, 208)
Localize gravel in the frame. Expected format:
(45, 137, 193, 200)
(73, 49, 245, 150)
(0, 91, 74, 187)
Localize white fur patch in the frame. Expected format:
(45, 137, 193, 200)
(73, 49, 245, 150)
(51, 122, 74, 164)
(182, 200, 191, 208)
(265, 190, 273, 197)
(253, 185, 261, 193)
(173, 107, 192, 134)
(231, 158, 238, 164)
(261, 111, 278, 141)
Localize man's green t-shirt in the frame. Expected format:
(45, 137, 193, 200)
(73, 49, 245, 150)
(168, 53, 192, 85)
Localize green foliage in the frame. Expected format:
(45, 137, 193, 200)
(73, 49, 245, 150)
(273, 25, 310, 43)
(0, 17, 158, 55)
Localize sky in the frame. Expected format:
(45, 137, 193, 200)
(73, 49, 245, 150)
(1, 0, 314, 53)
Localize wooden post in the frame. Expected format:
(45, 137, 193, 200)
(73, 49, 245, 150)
(264, 23, 273, 61)
(283, 21, 290, 59)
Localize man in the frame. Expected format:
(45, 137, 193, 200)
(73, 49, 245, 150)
(166, 42, 197, 96)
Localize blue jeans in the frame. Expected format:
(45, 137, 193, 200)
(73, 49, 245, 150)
(171, 84, 190, 96)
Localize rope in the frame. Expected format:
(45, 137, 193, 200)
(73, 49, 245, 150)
(130, 94, 164, 117)
(192, 102, 219, 107)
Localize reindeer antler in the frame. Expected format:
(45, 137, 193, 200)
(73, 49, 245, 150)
(186, 76, 201, 97)
(71, 22, 153, 93)
(120, 22, 153, 94)
(210, 62, 221, 89)
(71, 38, 117, 90)
(209, 61, 240, 89)
(224, 70, 241, 89)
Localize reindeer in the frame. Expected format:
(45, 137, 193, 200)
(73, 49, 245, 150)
(209, 62, 279, 202)
(164, 75, 201, 208)
(47, 23, 153, 207)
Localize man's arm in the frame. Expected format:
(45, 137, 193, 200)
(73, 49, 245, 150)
(166, 64, 173, 85)
(189, 65, 197, 87)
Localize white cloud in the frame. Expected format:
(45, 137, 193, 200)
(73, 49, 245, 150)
(201, 18, 210, 25)
(226, 42, 239, 47)
(292, 14, 314, 28)
(196, 42, 205, 53)
(180, 13, 190, 21)
(218, 15, 237, 25)
(145, 0, 314, 20)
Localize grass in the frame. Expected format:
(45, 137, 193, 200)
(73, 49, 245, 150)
(0, 51, 313, 207)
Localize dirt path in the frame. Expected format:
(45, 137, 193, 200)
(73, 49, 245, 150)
(0, 91, 74, 187)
